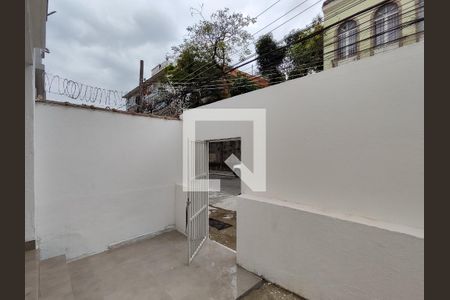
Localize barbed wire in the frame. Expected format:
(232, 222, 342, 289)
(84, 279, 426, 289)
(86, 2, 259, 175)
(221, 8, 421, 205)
(43, 72, 128, 109)
(42, 0, 424, 120)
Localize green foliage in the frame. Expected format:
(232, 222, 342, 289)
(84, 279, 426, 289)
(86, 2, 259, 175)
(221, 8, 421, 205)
(167, 7, 256, 107)
(181, 7, 256, 69)
(166, 47, 223, 108)
(283, 15, 324, 79)
(255, 33, 286, 84)
(229, 76, 258, 97)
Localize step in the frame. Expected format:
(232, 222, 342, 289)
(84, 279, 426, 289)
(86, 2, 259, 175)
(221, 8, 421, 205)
(25, 250, 40, 300)
(236, 265, 263, 299)
(39, 255, 74, 300)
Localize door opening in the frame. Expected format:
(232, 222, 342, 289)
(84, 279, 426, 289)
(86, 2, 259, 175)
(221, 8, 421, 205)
(207, 138, 241, 251)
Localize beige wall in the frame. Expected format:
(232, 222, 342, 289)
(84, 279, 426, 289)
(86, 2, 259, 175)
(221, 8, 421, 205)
(323, 0, 424, 69)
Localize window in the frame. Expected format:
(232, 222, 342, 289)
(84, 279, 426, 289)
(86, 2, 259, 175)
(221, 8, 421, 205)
(337, 20, 358, 59)
(417, 0, 424, 34)
(374, 3, 400, 47)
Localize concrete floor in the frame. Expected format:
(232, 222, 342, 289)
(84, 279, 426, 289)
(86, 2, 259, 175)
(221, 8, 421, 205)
(30, 230, 262, 300)
(208, 174, 239, 251)
(242, 282, 306, 300)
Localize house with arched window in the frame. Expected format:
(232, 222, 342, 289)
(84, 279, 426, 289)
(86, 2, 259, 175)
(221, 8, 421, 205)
(323, 0, 424, 69)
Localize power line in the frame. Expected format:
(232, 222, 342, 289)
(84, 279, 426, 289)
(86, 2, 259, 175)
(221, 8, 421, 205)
(178, 0, 372, 85)
(167, 0, 420, 92)
(256, 0, 282, 18)
(175, 0, 326, 85)
(252, 0, 313, 36)
(170, 0, 385, 86)
(151, 26, 423, 119)
(137, 0, 424, 117)
(173, 0, 284, 84)
(226, 0, 394, 73)
(179, 29, 423, 93)
(170, 8, 423, 91)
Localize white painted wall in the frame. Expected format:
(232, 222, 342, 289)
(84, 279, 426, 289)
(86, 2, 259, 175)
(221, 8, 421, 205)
(184, 43, 424, 299)
(25, 63, 35, 242)
(175, 184, 187, 236)
(25, 0, 47, 244)
(237, 196, 424, 300)
(35, 103, 182, 259)
(191, 42, 424, 230)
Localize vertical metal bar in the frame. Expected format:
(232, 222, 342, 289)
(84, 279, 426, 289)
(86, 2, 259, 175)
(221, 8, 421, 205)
(188, 140, 211, 264)
(195, 141, 197, 244)
(192, 141, 194, 239)
(187, 139, 191, 262)
(196, 142, 199, 243)
(201, 142, 204, 241)
(206, 141, 209, 238)
(190, 140, 192, 259)
(193, 141, 196, 246)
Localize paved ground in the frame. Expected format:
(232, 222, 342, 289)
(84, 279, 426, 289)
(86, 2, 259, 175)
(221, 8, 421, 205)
(207, 173, 304, 299)
(208, 173, 239, 250)
(31, 231, 262, 300)
(242, 282, 306, 300)
(209, 173, 241, 208)
(209, 206, 237, 250)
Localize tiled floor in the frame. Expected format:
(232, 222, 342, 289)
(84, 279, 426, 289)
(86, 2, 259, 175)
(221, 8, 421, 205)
(35, 230, 261, 300)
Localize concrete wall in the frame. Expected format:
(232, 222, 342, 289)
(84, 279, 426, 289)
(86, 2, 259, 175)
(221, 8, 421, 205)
(238, 196, 423, 300)
(194, 42, 424, 230)
(175, 184, 187, 236)
(25, 0, 47, 244)
(188, 43, 424, 299)
(35, 103, 182, 259)
(25, 63, 35, 243)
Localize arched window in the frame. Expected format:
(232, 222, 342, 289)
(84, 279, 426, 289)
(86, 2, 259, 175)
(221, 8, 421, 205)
(337, 20, 358, 59)
(374, 2, 400, 47)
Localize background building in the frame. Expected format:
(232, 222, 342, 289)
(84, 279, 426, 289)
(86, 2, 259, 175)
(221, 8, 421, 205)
(323, 0, 424, 69)
(123, 60, 170, 112)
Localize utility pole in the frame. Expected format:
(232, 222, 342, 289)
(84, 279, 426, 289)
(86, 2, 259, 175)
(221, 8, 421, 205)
(138, 60, 144, 107)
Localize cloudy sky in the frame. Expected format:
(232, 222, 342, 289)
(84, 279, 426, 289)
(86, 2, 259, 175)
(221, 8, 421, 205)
(45, 0, 324, 98)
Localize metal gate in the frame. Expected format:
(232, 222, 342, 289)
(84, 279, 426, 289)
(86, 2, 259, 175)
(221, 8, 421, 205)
(186, 140, 209, 264)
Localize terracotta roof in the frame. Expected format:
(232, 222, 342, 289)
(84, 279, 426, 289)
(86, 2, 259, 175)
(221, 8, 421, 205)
(228, 69, 269, 88)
